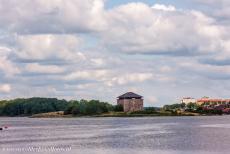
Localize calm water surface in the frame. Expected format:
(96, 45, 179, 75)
(0, 116, 230, 154)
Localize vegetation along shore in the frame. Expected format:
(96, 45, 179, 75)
(0, 97, 227, 118)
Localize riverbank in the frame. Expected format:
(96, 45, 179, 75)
(1, 97, 226, 118)
(30, 111, 201, 118)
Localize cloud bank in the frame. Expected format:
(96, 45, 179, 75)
(0, 0, 230, 106)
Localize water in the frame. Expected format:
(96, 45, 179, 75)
(0, 116, 230, 154)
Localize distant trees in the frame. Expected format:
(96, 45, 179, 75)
(163, 103, 185, 111)
(64, 99, 115, 115)
(163, 102, 201, 111)
(0, 97, 225, 116)
(0, 97, 124, 116)
(162, 102, 224, 115)
(0, 100, 8, 115)
(0, 98, 68, 116)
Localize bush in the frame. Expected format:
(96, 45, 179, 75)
(64, 99, 114, 115)
(163, 103, 184, 111)
(130, 109, 157, 115)
(113, 104, 123, 112)
(196, 108, 223, 115)
(144, 107, 156, 112)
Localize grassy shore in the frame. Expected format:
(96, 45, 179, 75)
(30, 111, 201, 118)
(30, 111, 69, 118)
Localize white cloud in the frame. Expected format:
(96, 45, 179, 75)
(75, 83, 97, 90)
(1, 1, 228, 58)
(25, 63, 65, 74)
(90, 58, 105, 66)
(0, 46, 11, 56)
(102, 2, 225, 56)
(0, 84, 11, 93)
(65, 70, 153, 87)
(146, 96, 158, 105)
(0, 0, 107, 33)
(0, 56, 21, 77)
(0, 0, 230, 105)
(0, 46, 20, 76)
(107, 73, 153, 86)
(193, 0, 230, 19)
(16, 34, 86, 61)
(152, 4, 176, 11)
(64, 70, 108, 81)
(194, 0, 230, 5)
(178, 60, 230, 80)
(159, 66, 172, 73)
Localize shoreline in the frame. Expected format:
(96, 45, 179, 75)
(0, 114, 224, 118)
(28, 111, 219, 118)
(0, 111, 225, 118)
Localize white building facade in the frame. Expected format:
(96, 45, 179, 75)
(181, 97, 196, 104)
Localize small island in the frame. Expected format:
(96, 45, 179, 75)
(0, 92, 229, 118)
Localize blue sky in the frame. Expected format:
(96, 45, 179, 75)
(0, 0, 230, 106)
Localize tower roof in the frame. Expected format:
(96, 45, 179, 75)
(117, 92, 142, 99)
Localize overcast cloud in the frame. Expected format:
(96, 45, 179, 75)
(0, 0, 230, 106)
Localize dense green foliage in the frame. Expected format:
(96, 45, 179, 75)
(0, 96, 225, 117)
(0, 98, 68, 116)
(0, 98, 122, 116)
(195, 108, 223, 115)
(64, 99, 115, 115)
(186, 103, 199, 110)
(163, 102, 224, 115)
(113, 104, 123, 112)
(163, 102, 200, 111)
(130, 107, 158, 115)
(144, 107, 157, 111)
(163, 103, 186, 111)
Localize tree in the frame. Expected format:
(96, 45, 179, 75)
(113, 104, 123, 112)
(186, 103, 198, 111)
(64, 99, 114, 115)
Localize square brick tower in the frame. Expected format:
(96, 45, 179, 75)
(117, 92, 144, 112)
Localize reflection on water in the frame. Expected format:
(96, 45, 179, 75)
(1, 116, 230, 154)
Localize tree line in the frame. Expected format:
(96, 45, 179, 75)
(0, 98, 123, 116)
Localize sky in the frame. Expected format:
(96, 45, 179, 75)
(0, 0, 230, 107)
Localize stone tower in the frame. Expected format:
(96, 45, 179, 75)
(117, 92, 144, 112)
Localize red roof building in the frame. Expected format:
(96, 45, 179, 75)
(197, 98, 230, 105)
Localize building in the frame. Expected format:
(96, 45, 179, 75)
(181, 97, 196, 104)
(117, 92, 144, 112)
(180, 96, 230, 109)
(197, 97, 230, 106)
